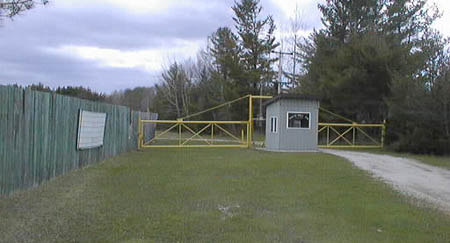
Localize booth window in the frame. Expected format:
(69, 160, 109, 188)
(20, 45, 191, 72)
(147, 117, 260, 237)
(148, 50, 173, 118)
(270, 116, 278, 133)
(287, 112, 310, 129)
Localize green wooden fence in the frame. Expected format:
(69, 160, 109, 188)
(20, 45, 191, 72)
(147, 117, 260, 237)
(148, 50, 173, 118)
(0, 85, 155, 195)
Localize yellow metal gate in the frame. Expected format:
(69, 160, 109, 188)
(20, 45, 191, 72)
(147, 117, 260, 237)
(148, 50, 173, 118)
(318, 122, 386, 149)
(318, 107, 386, 149)
(138, 94, 386, 149)
(138, 95, 272, 149)
(139, 120, 250, 148)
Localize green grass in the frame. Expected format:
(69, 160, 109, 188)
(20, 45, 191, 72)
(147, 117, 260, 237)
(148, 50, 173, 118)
(1, 149, 450, 242)
(406, 153, 450, 169)
(342, 148, 450, 170)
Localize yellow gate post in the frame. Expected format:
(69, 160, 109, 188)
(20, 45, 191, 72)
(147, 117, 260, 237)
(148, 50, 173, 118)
(211, 124, 214, 144)
(248, 95, 253, 148)
(137, 114, 142, 150)
(248, 95, 273, 148)
(381, 119, 386, 148)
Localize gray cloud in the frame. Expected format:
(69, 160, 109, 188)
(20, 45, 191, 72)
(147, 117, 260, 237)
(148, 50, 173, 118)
(0, 0, 294, 93)
(0, 1, 234, 50)
(269, 0, 324, 34)
(0, 43, 156, 92)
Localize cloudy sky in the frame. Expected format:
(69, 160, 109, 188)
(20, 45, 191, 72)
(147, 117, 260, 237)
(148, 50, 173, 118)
(0, 0, 449, 93)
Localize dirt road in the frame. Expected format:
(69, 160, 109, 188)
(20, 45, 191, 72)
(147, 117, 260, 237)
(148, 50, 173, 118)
(323, 150, 450, 212)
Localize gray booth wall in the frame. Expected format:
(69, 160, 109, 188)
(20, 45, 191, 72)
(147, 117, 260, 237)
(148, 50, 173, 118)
(265, 99, 319, 151)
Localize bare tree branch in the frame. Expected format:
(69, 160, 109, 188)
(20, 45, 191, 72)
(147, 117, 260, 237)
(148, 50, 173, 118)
(0, 0, 48, 19)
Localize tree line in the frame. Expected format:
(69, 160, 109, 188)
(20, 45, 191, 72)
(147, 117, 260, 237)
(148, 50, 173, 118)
(151, 0, 450, 154)
(297, 0, 450, 154)
(3, 0, 449, 154)
(11, 83, 156, 112)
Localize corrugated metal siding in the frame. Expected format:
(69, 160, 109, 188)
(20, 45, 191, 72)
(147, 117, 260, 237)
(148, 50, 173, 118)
(279, 99, 319, 150)
(0, 85, 156, 195)
(267, 99, 319, 151)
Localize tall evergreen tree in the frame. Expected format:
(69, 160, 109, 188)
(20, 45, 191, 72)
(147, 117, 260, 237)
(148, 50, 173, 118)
(232, 0, 279, 117)
(298, 0, 439, 122)
(298, 0, 449, 153)
(208, 27, 249, 120)
(209, 27, 241, 83)
(318, 0, 382, 43)
(387, 31, 450, 154)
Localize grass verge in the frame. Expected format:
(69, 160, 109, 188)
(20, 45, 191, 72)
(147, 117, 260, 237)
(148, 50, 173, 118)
(341, 148, 450, 170)
(1, 149, 450, 242)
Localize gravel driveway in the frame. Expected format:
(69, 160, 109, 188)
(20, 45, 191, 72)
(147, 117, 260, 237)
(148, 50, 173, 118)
(323, 149, 450, 212)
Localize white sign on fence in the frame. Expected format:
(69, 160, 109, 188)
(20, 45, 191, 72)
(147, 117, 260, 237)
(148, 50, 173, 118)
(77, 110, 107, 149)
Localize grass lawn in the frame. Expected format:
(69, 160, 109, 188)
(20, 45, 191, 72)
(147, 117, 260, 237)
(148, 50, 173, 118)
(342, 148, 450, 170)
(1, 149, 450, 242)
(408, 153, 450, 169)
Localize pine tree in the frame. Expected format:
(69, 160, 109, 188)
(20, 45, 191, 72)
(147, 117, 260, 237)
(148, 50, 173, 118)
(298, 0, 439, 122)
(298, 0, 449, 153)
(209, 27, 241, 83)
(232, 0, 279, 117)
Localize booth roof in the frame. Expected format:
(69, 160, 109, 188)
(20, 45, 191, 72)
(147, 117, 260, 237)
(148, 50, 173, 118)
(263, 94, 320, 107)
